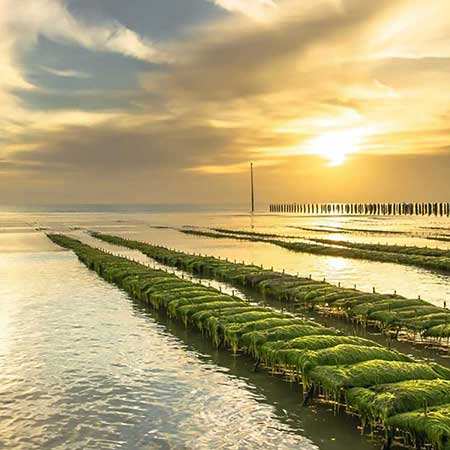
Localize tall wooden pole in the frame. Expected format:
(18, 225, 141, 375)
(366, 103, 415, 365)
(250, 162, 255, 213)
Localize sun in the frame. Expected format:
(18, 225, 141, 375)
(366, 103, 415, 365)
(308, 129, 363, 166)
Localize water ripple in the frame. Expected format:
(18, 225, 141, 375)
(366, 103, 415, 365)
(0, 251, 322, 450)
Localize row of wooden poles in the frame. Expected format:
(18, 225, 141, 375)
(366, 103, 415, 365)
(269, 202, 450, 216)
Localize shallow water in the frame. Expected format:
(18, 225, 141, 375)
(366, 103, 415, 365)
(76, 231, 450, 367)
(2, 206, 450, 449)
(15, 208, 449, 305)
(0, 248, 311, 449)
(0, 228, 378, 450)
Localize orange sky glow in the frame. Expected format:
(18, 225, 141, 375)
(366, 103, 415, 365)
(1, 0, 450, 205)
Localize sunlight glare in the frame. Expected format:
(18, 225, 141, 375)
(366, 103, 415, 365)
(308, 129, 364, 167)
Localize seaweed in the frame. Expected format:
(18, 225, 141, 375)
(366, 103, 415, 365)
(179, 228, 450, 276)
(51, 233, 450, 449)
(310, 360, 450, 392)
(92, 232, 450, 342)
(347, 380, 450, 422)
(385, 404, 450, 450)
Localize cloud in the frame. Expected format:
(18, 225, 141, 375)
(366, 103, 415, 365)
(2, 0, 166, 64)
(3, 0, 450, 204)
(145, 0, 399, 101)
(210, 0, 278, 20)
(0, 0, 167, 168)
(39, 65, 91, 79)
(0, 0, 165, 114)
(8, 111, 297, 175)
(186, 159, 277, 174)
(369, 0, 450, 59)
(140, 0, 450, 162)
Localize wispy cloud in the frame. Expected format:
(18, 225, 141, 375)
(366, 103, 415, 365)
(186, 159, 277, 174)
(3, 0, 450, 204)
(39, 65, 91, 79)
(0, 0, 167, 166)
(2, 0, 166, 63)
(210, 0, 277, 20)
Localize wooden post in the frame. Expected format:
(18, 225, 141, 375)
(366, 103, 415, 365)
(250, 162, 255, 213)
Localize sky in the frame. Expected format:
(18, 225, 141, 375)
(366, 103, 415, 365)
(2, 0, 450, 206)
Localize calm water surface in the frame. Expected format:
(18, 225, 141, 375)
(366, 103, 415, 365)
(0, 243, 320, 449)
(2, 206, 450, 449)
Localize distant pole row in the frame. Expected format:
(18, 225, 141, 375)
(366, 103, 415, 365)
(269, 202, 450, 216)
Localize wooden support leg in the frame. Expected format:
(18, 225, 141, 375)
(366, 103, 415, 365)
(303, 385, 314, 406)
(382, 432, 393, 450)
